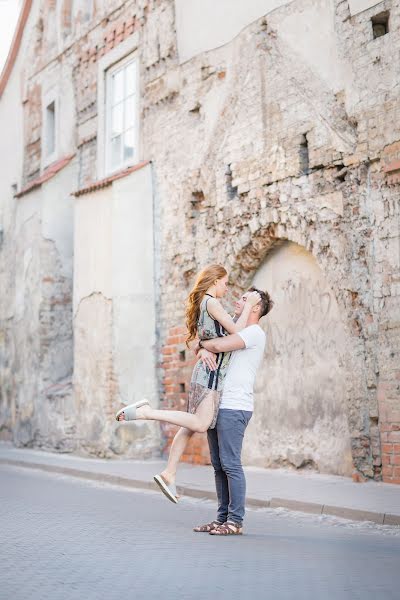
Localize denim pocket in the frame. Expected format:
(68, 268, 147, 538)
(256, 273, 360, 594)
(218, 409, 252, 432)
(240, 410, 253, 427)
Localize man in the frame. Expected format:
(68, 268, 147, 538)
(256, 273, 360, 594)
(193, 287, 273, 536)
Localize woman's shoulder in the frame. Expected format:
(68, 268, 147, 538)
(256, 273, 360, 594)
(203, 296, 221, 315)
(204, 296, 220, 307)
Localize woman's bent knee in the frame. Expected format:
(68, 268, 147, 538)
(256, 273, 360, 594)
(192, 422, 209, 434)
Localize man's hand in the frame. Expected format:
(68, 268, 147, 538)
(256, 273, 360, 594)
(198, 349, 218, 371)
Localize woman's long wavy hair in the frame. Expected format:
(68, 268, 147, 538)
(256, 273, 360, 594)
(185, 264, 227, 347)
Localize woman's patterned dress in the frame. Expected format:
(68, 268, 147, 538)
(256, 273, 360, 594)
(187, 294, 232, 429)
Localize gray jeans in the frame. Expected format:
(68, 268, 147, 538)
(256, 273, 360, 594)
(207, 408, 252, 525)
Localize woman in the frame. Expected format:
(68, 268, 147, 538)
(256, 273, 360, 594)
(115, 264, 260, 503)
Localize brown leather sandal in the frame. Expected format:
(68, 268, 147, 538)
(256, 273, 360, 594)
(209, 521, 243, 535)
(193, 520, 222, 533)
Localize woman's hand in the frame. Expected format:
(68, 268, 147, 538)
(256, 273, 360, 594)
(193, 340, 201, 355)
(246, 290, 261, 307)
(198, 349, 218, 371)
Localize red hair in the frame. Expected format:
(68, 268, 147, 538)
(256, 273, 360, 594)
(185, 264, 227, 346)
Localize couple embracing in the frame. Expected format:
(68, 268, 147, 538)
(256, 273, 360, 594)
(116, 264, 273, 536)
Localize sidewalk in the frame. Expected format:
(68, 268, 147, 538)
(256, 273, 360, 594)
(0, 441, 399, 526)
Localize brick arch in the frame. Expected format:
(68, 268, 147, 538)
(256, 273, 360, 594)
(223, 216, 350, 331)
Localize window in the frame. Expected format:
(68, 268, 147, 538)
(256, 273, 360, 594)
(42, 90, 58, 168)
(105, 57, 138, 174)
(371, 11, 389, 39)
(82, 0, 93, 22)
(45, 101, 56, 157)
(299, 133, 309, 175)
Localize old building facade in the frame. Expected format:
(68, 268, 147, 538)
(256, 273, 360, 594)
(0, 0, 399, 482)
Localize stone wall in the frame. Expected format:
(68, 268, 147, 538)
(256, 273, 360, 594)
(151, 0, 400, 481)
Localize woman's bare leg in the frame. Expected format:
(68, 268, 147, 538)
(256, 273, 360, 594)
(160, 427, 194, 488)
(118, 396, 214, 494)
(117, 395, 214, 434)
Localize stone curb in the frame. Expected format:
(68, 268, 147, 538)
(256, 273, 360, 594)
(1, 458, 399, 527)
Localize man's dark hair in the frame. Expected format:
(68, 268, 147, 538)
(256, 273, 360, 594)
(248, 287, 274, 317)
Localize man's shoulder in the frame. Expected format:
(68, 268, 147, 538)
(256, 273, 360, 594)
(244, 324, 265, 336)
(253, 324, 266, 342)
(238, 324, 266, 347)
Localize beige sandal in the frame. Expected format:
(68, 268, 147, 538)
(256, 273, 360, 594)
(209, 521, 243, 535)
(193, 520, 222, 533)
(115, 399, 149, 421)
(153, 474, 179, 504)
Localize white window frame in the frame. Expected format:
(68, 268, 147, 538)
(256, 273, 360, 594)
(105, 55, 139, 175)
(42, 89, 59, 169)
(97, 33, 140, 179)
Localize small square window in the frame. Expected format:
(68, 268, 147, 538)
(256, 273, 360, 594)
(372, 11, 389, 39)
(105, 57, 138, 174)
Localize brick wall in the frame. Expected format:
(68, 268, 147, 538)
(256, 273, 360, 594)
(379, 382, 400, 484)
(160, 325, 210, 465)
(376, 141, 400, 483)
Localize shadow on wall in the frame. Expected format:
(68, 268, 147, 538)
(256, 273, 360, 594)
(244, 241, 353, 477)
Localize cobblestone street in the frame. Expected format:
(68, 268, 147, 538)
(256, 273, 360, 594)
(1, 464, 399, 600)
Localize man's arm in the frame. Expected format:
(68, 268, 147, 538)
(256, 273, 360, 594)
(201, 333, 245, 353)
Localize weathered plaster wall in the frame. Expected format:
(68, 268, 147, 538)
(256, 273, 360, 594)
(174, 0, 291, 62)
(246, 242, 353, 475)
(73, 164, 159, 457)
(1, 163, 76, 450)
(0, 0, 39, 442)
(2, 0, 164, 458)
(0, 0, 76, 450)
(349, 0, 383, 15)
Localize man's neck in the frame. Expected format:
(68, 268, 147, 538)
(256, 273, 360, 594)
(246, 314, 259, 327)
(233, 313, 260, 327)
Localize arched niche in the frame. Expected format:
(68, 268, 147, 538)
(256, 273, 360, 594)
(245, 240, 353, 476)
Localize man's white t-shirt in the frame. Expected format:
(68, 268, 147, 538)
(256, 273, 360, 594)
(219, 324, 266, 412)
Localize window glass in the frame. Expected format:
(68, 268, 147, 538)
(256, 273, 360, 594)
(124, 128, 135, 161)
(125, 62, 136, 96)
(111, 135, 122, 167)
(111, 103, 123, 137)
(112, 70, 124, 105)
(106, 58, 137, 172)
(124, 96, 136, 131)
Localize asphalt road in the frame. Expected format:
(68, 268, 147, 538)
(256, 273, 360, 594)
(0, 464, 399, 600)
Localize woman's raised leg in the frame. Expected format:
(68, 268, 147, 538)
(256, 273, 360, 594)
(117, 393, 215, 433)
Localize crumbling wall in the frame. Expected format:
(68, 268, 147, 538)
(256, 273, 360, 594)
(154, 1, 400, 480)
